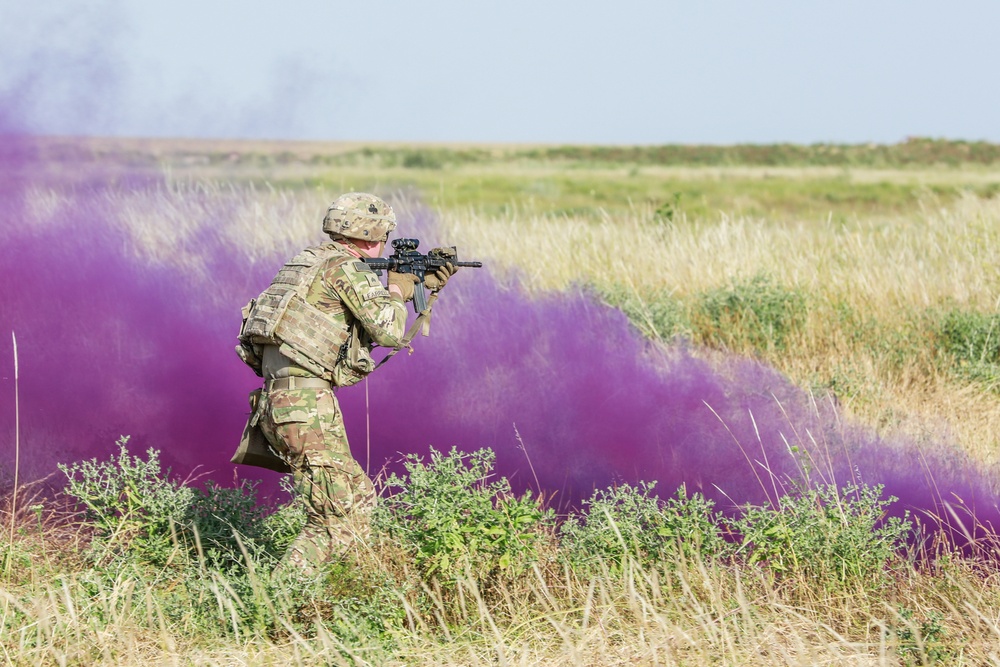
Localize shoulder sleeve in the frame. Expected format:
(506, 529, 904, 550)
(323, 259, 408, 348)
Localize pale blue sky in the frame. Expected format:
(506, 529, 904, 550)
(2, 0, 998, 144)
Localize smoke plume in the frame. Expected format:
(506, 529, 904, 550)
(1, 139, 998, 545)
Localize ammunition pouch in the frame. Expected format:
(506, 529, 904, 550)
(238, 247, 357, 384)
(237, 243, 384, 389)
(329, 324, 374, 388)
(231, 388, 292, 473)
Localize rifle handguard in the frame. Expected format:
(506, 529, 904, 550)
(363, 238, 482, 313)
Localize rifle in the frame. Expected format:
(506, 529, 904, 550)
(363, 238, 482, 312)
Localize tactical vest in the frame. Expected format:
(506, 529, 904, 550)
(239, 243, 356, 381)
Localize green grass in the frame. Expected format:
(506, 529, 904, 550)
(61, 136, 1000, 222)
(289, 163, 998, 222)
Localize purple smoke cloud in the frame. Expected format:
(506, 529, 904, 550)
(1, 135, 998, 547)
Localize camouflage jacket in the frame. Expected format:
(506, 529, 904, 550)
(239, 241, 408, 384)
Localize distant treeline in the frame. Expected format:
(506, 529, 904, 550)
(314, 138, 1000, 169)
(529, 138, 1000, 168)
(33, 136, 1000, 170)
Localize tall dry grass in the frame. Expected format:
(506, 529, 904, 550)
(438, 194, 1000, 466)
(19, 175, 999, 463)
(4, 536, 1000, 666)
(22, 175, 1000, 461)
(438, 194, 1000, 312)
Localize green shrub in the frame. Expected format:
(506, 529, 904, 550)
(937, 309, 1000, 363)
(373, 447, 552, 583)
(653, 192, 684, 222)
(59, 436, 196, 567)
(597, 285, 692, 341)
(187, 480, 277, 574)
(59, 436, 288, 572)
(891, 607, 952, 665)
(935, 309, 1000, 388)
(729, 481, 912, 591)
(58, 438, 400, 645)
(401, 150, 444, 169)
(559, 482, 726, 572)
(694, 273, 807, 352)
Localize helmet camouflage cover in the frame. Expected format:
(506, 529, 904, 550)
(322, 192, 396, 242)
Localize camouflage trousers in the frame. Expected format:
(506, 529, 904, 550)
(257, 386, 375, 576)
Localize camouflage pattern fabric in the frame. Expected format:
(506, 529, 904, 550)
(243, 241, 410, 577)
(308, 253, 407, 349)
(240, 242, 407, 383)
(322, 192, 397, 242)
(258, 386, 376, 576)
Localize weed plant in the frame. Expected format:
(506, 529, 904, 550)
(373, 447, 553, 584)
(693, 273, 807, 353)
(935, 308, 1000, 389)
(729, 481, 911, 593)
(58, 436, 289, 572)
(559, 481, 726, 573)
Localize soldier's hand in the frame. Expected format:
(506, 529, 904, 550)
(425, 247, 459, 292)
(388, 271, 419, 302)
(423, 262, 457, 292)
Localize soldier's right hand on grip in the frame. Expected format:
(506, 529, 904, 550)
(388, 270, 419, 302)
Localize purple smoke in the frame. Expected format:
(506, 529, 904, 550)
(363, 272, 1000, 529)
(1, 136, 998, 544)
(0, 163, 250, 485)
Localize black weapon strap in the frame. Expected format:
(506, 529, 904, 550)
(372, 291, 440, 371)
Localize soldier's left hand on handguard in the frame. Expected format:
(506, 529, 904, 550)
(424, 262, 458, 292)
(425, 247, 459, 292)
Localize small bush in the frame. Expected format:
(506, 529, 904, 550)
(694, 273, 807, 352)
(891, 607, 952, 665)
(653, 192, 684, 223)
(59, 436, 196, 567)
(729, 481, 912, 591)
(937, 309, 1000, 363)
(374, 447, 552, 583)
(935, 309, 1000, 388)
(597, 285, 692, 341)
(559, 482, 726, 572)
(58, 438, 400, 645)
(187, 480, 277, 574)
(59, 436, 282, 571)
(401, 150, 444, 169)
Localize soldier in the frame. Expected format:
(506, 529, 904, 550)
(233, 192, 456, 576)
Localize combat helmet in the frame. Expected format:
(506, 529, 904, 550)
(322, 192, 396, 242)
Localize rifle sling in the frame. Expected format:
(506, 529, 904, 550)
(373, 291, 440, 371)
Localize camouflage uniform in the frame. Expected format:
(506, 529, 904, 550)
(255, 245, 407, 575)
(236, 192, 410, 576)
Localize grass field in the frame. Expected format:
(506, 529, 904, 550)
(3, 137, 1000, 665)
